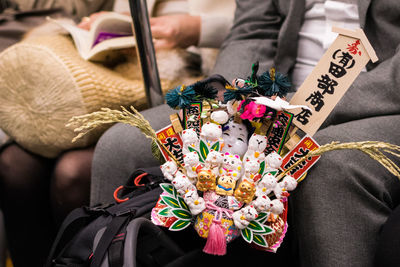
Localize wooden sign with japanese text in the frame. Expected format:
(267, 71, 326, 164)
(156, 125, 184, 163)
(280, 135, 321, 180)
(264, 111, 293, 154)
(183, 102, 202, 136)
(290, 27, 378, 136)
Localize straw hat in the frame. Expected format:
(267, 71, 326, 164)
(0, 35, 174, 158)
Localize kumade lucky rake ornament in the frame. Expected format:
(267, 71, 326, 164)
(68, 28, 400, 256)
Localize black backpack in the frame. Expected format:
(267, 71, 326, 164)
(46, 168, 189, 267)
(46, 169, 295, 267)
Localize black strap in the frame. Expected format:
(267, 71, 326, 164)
(90, 213, 134, 267)
(108, 229, 126, 267)
(46, 207, 106, 267)
(52, 257, 88, 267)
(126, 218, 185, 267)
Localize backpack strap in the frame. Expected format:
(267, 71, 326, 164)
(124, 217, 185, 267)
(107, 229, 126, 267)
(90, 212, 133, 267)
(46, 206, 108, 267)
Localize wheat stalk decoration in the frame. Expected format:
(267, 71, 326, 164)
(277, 141, 400, 182)
(68, 107, 400, 183)
(66, 106, 183, 169)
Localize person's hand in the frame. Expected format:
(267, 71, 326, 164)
(77, 11, 109, 30)
(150, 15, 201, 49)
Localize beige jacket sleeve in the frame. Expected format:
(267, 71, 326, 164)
(151, 0, 188, 16)
(199, 15, 233, 48)
(188, 0, 235, 48)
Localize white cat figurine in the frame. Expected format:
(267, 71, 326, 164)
(184, 188, 206, 215)
(252, 195, 272, 213)
(200, 122, 222, 143)
(265, 151, 283, 172)
(204, 150, 223, 176)
(274, 175, 298, 199)
(268, 199, 284, 222)
(280, 175, 297, 191)
(232, 205, 258, 229)
(181, 128, 199, 154)
(172, 174, 196, 196)
(210, 110, 229, 125)
(255, 173, 278, 197)
(183, 151, 201, 184)
(243, 158, 261, 182)
(244, 133, 267, 162)
(160, 160, 179, 181)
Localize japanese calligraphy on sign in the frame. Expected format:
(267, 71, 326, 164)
(280, 135, 321, 180)
(156, 125, 184, 163)
(264, 111, 293, 154)
(290, 27, 378, 136)
(183, 102, 202, 136)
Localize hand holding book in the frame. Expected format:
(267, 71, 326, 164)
(49, 12, 135, 61)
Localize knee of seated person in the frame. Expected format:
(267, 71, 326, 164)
(296, 144, 390, 205)
(0, 144, 51, 189)
(52, 150, 91, 193)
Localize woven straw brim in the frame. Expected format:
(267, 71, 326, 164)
(0, 35, 173, 158)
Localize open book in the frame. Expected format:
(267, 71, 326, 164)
(49, 12, 136, 61)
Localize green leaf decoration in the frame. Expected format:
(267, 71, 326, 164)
(252, 234, 268, 248)
(262, 225, 274, 235)
(241, 228, 253, 243)
(178, 196, 189, 211)
(188, 146, 198, 153)
(171, 208, 192, 221)
(247, 220, 265, 233)
(267, 170, 278, 176)
(259, 161, 265, 175)
(255, 212, 269, 224)
(199, 140, 209, 162)
(160, 183, 177, 198)
(211, 141, 220, 152)
(161, 195, 180, 209)
(158, 207, 171, 217)
(169, 219, 191, 231)
(159, 199, 166, 205)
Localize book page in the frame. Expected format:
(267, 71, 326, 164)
(89, 12, 133, 47)
(47, 18, 91, 58)
(86, 36, 136, 61)
(49, 13, 134, 62)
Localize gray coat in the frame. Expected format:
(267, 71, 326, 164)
(212, 1, 400, 266)
(213, 0, 400, 127)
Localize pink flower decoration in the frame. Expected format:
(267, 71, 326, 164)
(240, 101, 266, 121)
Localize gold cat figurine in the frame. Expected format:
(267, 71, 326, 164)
(196, 169, 216, 191)
(234, 179, 256, 204)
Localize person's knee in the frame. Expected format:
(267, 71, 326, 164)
(52, 148, 93, 194)
(0, 144, 51, 190)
